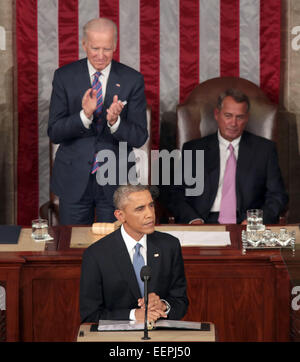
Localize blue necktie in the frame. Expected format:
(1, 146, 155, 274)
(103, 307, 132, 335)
(133, 243, 145, 296)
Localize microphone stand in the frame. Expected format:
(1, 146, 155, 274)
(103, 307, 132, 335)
(142, 275, 150, 340)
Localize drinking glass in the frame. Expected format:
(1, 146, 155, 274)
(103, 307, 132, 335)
(246, 209, 265, 232)
(31, 218, 48, 241)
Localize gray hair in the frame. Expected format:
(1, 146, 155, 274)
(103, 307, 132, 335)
(217, 88, 250, 113)
(83, 18, 118, 46)
(113, 185, 159, 210)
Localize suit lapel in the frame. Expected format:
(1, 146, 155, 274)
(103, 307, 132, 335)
(206, 134, 220, 205)
(74, 59, 100, 135)
(112, 230, 163, 300)
(236, 132, 254, 210)
(113, 229, 141, 300)
(96, 61, 123, 133)
(76, 58, 92, 95)
(146, 233, 161, 293)
(104, 60, 122, 109)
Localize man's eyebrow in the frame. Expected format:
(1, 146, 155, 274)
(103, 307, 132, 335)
(134, 201, 154, 210)
(134, 204, 145, 210)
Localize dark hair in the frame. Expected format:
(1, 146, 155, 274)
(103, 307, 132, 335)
(217, 88, 250, 113)
(113, 185, 159, 209)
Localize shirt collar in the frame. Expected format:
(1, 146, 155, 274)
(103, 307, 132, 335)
(121, 225, 147, 251)
(87, 59, 111, 79)
(217, 129, 241, 149)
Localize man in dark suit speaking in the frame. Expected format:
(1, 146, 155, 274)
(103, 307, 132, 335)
(80, 185, 189, 323)
(48, 18, 148, 225)
(168, 88, 288, 225)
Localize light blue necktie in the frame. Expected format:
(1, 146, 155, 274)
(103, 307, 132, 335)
(133, 243, 145, 296)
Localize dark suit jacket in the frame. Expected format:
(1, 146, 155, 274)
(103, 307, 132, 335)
(48, 58, 148, 203)
(168, 131, 288, 224)
(79, 228, 189, 323)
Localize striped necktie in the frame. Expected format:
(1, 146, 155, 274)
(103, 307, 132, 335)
(92, 71, 103, 121)
(91, 71, 103, 174)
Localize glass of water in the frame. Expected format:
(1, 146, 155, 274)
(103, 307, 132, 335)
(31, 218, 48, 241)
(246, 209, 265, 232)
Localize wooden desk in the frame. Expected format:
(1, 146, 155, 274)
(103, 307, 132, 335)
(77, 323, 216, 342)
(281, 245, 300, 341)
(180, 225, 291, 342)
(0, 254, 25, 341)
(0, 224, 296, 341)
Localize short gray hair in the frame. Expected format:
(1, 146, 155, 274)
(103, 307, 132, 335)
(217, 88, 250, 113)
(113, 185, 159, 210)
(83, 17, 118, 46)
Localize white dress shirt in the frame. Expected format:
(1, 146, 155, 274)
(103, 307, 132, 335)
(210, 130, 241, 212)
(120, 225, 147, 321)
(80, 60, 120, 133)
(121, 224, 147, 265)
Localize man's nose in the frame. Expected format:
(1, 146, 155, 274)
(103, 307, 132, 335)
(229, 116, 238, 126)
(97, 49, 105, 58)
(145, 206, 154, 218)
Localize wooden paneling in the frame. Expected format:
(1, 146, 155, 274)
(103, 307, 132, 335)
(0, 255, 25, 341)
(20, 260, 81, 342)
(183, 261, 277, 341)
(0, 226, 294, 341)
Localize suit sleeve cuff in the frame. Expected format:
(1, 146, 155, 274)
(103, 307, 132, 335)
(107, 116, 121, 134)
(161, 299, 171, 315)
(80, 109, 93, 129)
(129, 309, 136, 321)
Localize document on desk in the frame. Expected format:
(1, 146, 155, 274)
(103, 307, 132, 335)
(98, 320, 206, 331)
(164, 230, 231, 246)
(98, 320, 144, 331)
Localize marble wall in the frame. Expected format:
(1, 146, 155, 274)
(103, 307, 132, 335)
(279, 0, 300, 222)
(0, 0, 15, 224)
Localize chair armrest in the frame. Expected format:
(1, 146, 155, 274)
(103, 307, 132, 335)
(39, 200, 60, 226)
(279, 206, 289, 226)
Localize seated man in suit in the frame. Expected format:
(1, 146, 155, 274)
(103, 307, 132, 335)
(167, 88, 288, 224)
(80, 185, 189, 323)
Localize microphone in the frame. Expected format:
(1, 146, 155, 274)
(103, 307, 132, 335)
(140, 265, 151, 281)
(140, 265, 151, 340)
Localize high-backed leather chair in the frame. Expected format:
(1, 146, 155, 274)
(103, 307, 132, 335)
(40, 106, 152, 226)
(175, 76, 287, 224)
(176, 76, 277, 150)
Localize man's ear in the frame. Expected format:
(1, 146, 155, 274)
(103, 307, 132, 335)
(114, 209, 125, 223)
(82, 39, 87, 53)
(214, 107, 220, 120)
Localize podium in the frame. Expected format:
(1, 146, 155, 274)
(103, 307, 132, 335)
(77, 323, 216, 342)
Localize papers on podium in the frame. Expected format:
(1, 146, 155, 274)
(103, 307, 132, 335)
(164, 230, 231, 247)
(98, 320, 208, 331)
